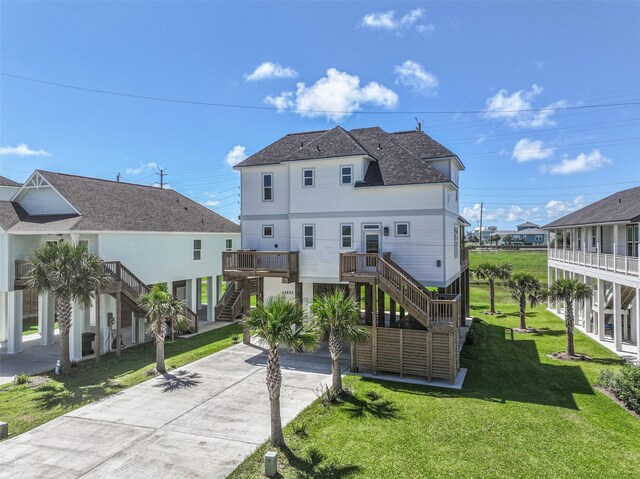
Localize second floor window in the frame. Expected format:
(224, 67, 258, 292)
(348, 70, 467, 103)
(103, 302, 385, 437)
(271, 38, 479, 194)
(193, 239, 202, 261)
(262, 225, 274, 238)
(303, 225, 315, 248)
(628, 224, 639, 257)
(262, 173, 273, 201)
(225, 239, 233, 251)
(340, 166, 352, 185)
(341, 224, 353, 248)
(302, 169, 314, 187)
(395, 222, 409, 237)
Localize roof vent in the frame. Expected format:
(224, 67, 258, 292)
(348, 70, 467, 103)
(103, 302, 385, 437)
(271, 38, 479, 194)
(316, 145, 321, 152)
(619, 198, 622, 203)
(176, 197, 180, 203)
(300, 142, 304, 148)
(377, 143, 382, 149)
(201, 218, 205, 224)
(184, 206, 188, 211)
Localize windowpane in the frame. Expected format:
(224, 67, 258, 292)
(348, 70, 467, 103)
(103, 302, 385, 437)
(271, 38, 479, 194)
(396, 223, 409, 236)
(194, 239, 202, 249)
(263, 174, 272, 187)
(303, 225, 315, 248)
(340, 166, 352, 184)
(193, 250, 201, 261)
(341, 224, 352, 248)
(262, 174, 273, 201)
(225, 239, 232, 251)
(263, 225, 273, 238)
(303, 169, 314, 187)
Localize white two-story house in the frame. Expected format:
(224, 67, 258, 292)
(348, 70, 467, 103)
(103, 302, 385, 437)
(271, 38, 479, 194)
(0, 171, 240, 362)
(544, 186, 640, 361)
(218, 126, 469, 383)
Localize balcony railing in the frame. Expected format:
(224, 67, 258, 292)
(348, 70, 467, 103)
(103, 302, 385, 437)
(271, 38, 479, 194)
(548, 249, 639, 277)
(222, 250, 299, 281)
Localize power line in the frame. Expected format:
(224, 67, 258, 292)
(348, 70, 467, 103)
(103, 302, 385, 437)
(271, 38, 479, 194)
(3, 71, 640, 115)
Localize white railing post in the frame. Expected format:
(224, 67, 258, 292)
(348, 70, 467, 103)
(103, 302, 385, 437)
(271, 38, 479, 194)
(613, 242, 617, 272)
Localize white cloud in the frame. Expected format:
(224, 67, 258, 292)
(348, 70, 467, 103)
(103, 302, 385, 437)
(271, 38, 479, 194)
(201, 199, 221, 207)
(361, 8, 433, 34)
(0, 143, 51, 157)
(543, 149, 611, 175)
(244, 62, 298, 81)
(484, 84, 567, 128)
(264, 68, 398, 122)
(511, 138, 554, 162)
(152, 183, 173, 190)
(545, 196, 585, 218)
(225, 145, 248, 167)
(394, 60, 438, 95)
(125, 161, 158, 175)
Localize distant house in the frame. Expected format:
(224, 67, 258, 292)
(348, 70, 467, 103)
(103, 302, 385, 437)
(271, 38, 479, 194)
(544, 186, 639, 361)
(0, 171, 240, 361)
(470, 221, 548, 246)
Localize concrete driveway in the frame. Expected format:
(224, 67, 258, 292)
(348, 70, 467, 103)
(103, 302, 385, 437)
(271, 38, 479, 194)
(0, 343, 345, 478)
(0, 333, 60, 385)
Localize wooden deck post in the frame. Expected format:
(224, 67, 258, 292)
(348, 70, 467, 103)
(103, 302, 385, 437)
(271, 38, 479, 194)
(371, 282, 377, 375)
(349, 282, 358, 371)
(426, 329, 432, 382)
(399, 306, 405, 320)
(116, 291, 122, 357)
(389, 299, 396, 326)
(95, 292, 101, 363)
(295, 281, 302, 305)
(377, 287, 385, 327)
(364, 285, 372, 326)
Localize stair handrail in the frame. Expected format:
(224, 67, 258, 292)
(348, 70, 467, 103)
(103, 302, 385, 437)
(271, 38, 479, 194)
(379, 254, 434, 298)
(215, 281, 238, 319)
(377, 254, 432, 322)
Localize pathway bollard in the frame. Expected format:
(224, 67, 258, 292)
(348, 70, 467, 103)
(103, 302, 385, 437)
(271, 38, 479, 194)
(0, 422, 8, 439)
(264, 451, 277, 477)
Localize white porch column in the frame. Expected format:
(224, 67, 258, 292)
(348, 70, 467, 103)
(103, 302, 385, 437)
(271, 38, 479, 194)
(613, 282, 622, 351)
(0, 292, 7, 342)
(597, 279, 605, 340)
(196, 278, 203, 309)
(38, 292, 56, 346)
(7, 290, 23, 354)
(186, 278, 198, 313)
(555, 268, 561, 313)
(99, 293, 115, 354)
(635, 288, 640, 358)
(69, 301, 85, 361)
(206, 276, 214, 322)
(547, 266, 553, 309)
(613, 224, 620, 255)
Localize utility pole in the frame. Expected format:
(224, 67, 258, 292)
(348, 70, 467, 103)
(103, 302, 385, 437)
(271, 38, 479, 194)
(156, 167, 167, 189)
(479, 202, 484, 247)
(415, 117, 423, 131)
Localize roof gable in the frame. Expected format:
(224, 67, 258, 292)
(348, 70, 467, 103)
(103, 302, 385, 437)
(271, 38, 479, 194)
(284, 126, 369, 161)
(13, 172, 79, 216)
(0, 175, 21, 187)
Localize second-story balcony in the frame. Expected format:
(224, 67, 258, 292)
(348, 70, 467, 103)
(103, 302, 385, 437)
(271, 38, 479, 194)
(548, 249, 639, 278)
(222, 250, 299, 283)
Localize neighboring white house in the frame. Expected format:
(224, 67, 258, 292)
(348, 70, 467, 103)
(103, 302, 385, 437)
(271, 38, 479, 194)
(544, 186, 640, 361)
(0, 171, 240, 361)
(220, 126, 470, 383)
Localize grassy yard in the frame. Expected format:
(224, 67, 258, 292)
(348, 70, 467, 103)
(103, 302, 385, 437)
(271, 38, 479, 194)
(229, 251, 640, 479)
(0, 322, 242, 439)
(470, 249, 548, 282)
(22, 317, 58, 336)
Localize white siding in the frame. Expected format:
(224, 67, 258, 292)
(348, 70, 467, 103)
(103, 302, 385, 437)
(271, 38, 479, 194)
(98, 232, 239, 285)
(0, 186, 19, 201)
(0, 232, 7, 292)
(18, 187, 76, 216)
(241, 164, 289, 217)
(241, 219, 290, 251)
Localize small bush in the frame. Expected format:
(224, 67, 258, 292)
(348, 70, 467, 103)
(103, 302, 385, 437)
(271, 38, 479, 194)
(291, 421, 309, 438)
(231, 334, 240, 344)
(14, 373, 30, 385)
(599, 364, 640, 414)
(365, 391, 382, 402)
(315, 383, 338, 407)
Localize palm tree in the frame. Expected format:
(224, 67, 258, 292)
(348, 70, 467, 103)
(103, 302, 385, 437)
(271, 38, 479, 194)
(244, 295, 318, 448)
(310, 289, 369, 394)
(503, 273, 543, 331)
(473, 262, 512, 314)
(25, 241, 110, 374)
(504, 234, 513, 247)
(138, 283, 188, 374)
(545, 278, 593, 356)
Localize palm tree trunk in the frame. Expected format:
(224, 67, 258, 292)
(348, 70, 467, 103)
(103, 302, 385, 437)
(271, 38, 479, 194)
(156, 337, 166, 373)
(519, 296, 527, 330)
(56, 297, 72, 374)
(489, 280, 496, 313)
(328, 328, 343, 393)
(266, 347, 284, 447)
(565, 299, 575, 356)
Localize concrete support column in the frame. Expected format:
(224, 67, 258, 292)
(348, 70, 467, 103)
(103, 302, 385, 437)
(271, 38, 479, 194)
(7, 290, 23, 354)
(186, 278, 198, 313)
(597, 279, 605, 340)
(196, 278, 202, 309)
(38, 292, 56, 346)
(613, 282, 622, 351)
(0, 292, 8, 342)
(548, 267, 553, 309)
(69, 300, 85, 361)
(555, 269, 562, 313)
(206, 276, 214, 322)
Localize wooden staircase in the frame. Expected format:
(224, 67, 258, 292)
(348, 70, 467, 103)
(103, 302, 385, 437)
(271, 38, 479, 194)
(103, 261, 199, 333)
(340, 253, 460, 329)
(214, 278, 260, 322)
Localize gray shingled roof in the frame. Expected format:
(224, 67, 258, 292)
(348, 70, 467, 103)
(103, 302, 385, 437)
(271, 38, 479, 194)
(6, 171, 240, 234)
(0, 201, 27, 230)
(544, 186, 640, 228)
(517, 221, 540, 228)
(235, 126, 457, 186)
(0, 175, 21, 187)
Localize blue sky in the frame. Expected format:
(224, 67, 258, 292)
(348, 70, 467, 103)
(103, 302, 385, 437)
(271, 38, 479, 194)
(1, 1, 639, 229)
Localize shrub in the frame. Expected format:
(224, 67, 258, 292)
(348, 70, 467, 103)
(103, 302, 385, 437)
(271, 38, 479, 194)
(231, 333, 240, 344)
(14, 373, 30, 385)
(599, 364, 640, 414)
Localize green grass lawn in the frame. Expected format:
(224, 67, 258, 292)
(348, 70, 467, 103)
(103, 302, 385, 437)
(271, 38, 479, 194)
(229, 251, 640, 478)
(0, 322, 242, 439)
(22, 317, 58, 336)
(470, 249, 548, 282)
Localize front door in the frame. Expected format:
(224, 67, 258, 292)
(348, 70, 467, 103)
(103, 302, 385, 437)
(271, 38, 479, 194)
(364, 230, 380, 271)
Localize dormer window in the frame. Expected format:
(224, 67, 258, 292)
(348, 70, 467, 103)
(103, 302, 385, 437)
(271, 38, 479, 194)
(340, 165, 353, 185)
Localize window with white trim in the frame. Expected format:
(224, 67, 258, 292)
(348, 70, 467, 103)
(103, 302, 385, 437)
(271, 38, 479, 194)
(454, 226, 459, 258)
(577, 228, 582, 250)
(395, 222, 409, 237)
(262, 173, 273, 201)
(535, 235, 544, 242)
(262, 225, 274, 238)
(628, 224, 639, 257)
(303, 225, 315, 248)
(340, 166, 353, 185)
(340, 224, 353, 248)
(225, 238, 233, 251)
(193, 239, 202, 261)
(591, 227, 597, 248)
(302, 168, 314, 187)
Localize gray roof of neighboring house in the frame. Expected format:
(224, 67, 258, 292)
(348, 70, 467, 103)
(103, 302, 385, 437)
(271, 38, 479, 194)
(544, 186, 640, 228)
(458, 216, 471, 226)
(515, 228, 547, 235)
(5, 171, 240, 234)
(235, 126, 458, 187)
(517, 221, 539, 228)
(0, 175, 21, 187)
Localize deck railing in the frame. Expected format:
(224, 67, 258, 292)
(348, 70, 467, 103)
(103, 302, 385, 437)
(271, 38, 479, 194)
(222, 251, 299, 279)
(548, 248, 639, 277)
(430, 294, 460, 325)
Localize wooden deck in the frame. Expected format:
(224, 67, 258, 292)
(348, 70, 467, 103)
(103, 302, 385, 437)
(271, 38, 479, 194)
(222, 250, 299, 282)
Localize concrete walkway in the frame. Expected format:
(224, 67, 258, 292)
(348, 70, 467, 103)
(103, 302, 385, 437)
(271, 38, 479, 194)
(0, 343, 344, 478)
(0, 333, 60, 385)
